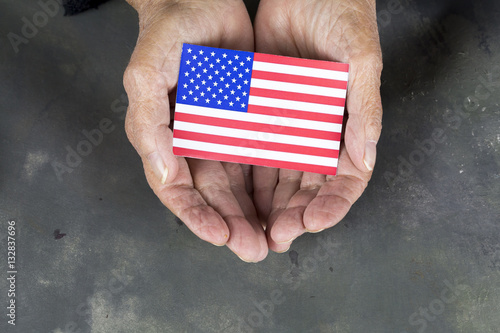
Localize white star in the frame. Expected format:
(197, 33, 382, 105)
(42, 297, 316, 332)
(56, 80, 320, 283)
(207, 87, 212, 92)
(186, 60, 191, 65)
(237, 85, 242, 90)
(215, 70, 219, 75)
(194, 97, 198, 102)
(196, 74, 201, 78)
(187, 48, 192, 53)
(204, 57, 209, 62)
(182, 95, 187, 100)
(189, 90, 193, 95)
(200, 92, 205, 97)
(193, 55, 197, 60)
(198, 62, 202, 67)
(238, 73, 243, 78)
(210, 63, 214, 68)
(216, 58, 221, 63)
(208, 75, 213, 80)
(184, 72, 189, 77)
(219, 88, 223, 93)
(199, 50, 204, 55)
(232, 78, 237, 83)
(242, 92, 247, 96)
(229, 101, 234, 106)
(225, 83, 230, 88)
(217, 100, 222, 105)
(236, 97, 240, 102)
(230, 90, 235, 95)
(195, 85, 200, 90)
(240, 62, 244, 66)
(220, 77, 225, 82)
(233, 67, 238, 71)
(224, 95, 229, 100)
(244, 80, 248, 85)
(228, 60, 233, 65)
(190, 79, 195, 83)
(227, 72, 231, 76)
(246, 56, 251, 61)
(213, 82, 218, 87)
(223, 53, 227, 58)
(235, 55, 239, 60)
(206, 98, 210, 103)
(183, 83, 188, 88)
(221, 65, 226, 70)
(241, 103, 246, 108)
(201, 80, 206, 85)
(191, 67, 196, 72)
(211, 52, 215, 56)
(212, 93, 216, 98)
(203, 68, 208, 73)
(245, 68, 250, 73)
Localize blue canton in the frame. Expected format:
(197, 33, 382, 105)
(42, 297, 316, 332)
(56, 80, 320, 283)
(176, 44, 254, 112)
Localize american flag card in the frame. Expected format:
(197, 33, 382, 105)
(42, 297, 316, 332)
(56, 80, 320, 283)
(172, 44, 349, 175)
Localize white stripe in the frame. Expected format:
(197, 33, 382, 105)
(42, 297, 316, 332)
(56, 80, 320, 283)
(248, 96, 345, 115)
(250, 78, 347, 98)
(253, 61, 349, 81)
(175, 103, 342, 132)
(173, 138, 338, 167)
(174, 121, 340, 150)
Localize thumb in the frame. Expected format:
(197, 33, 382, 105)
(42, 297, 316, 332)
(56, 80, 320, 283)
(123, 58, 179, 185)
(343, 54, 383, 173)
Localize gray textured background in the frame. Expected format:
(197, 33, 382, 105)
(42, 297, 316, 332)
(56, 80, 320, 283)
(1, 0, 499, 332)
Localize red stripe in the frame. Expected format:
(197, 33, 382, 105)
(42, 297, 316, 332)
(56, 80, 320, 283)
(250, 87, 346, 107)
(174, 112, 341, 141)
(173, 147, 337, 175)
(251, 70, 348, 89)
(247, 105, 344, 123)
(253, 53, 349, 72)
(174, 130, 339, 158)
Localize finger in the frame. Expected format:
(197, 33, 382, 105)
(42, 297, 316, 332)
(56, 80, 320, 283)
(266, 169, 302, 252)
(144, 157, 230, 246)
(303, 144, 368, 232)
(223, 163, 268, 261)
(240, 164, 253, 195)
(343, 53, 383, 173)
(252, 166, 278, 223)
(188, 159, 267, 262)
(270, 173, 325, 244)
(123, 33, 182, 185)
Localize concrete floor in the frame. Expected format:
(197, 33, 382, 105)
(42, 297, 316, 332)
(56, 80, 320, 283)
(0, 0, 499, 332)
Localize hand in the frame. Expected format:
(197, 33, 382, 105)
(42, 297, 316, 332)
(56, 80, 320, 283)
(123, 0, 268, 262)
(253, 0, 383, 252)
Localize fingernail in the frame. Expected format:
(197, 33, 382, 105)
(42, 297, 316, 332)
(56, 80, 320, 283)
(236, 253, 256, 263)
(275, 244, 291, 253)
(306, 228, 325, 234)
(148, 152, 169, 184)
(275, 237, 296, 245)
(363, 140, 377, 171)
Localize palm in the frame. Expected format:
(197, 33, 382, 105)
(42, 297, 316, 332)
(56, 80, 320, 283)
(124, 1, 268, 261)
(253, 0, 383, 252)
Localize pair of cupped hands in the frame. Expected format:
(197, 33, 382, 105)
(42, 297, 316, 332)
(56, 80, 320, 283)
(123, 0, 383, 262)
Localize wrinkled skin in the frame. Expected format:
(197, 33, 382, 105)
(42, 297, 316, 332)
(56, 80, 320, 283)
(123, 0, 382, 262)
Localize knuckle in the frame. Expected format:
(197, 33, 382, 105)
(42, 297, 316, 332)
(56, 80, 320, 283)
(123, 63, 169, 100)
